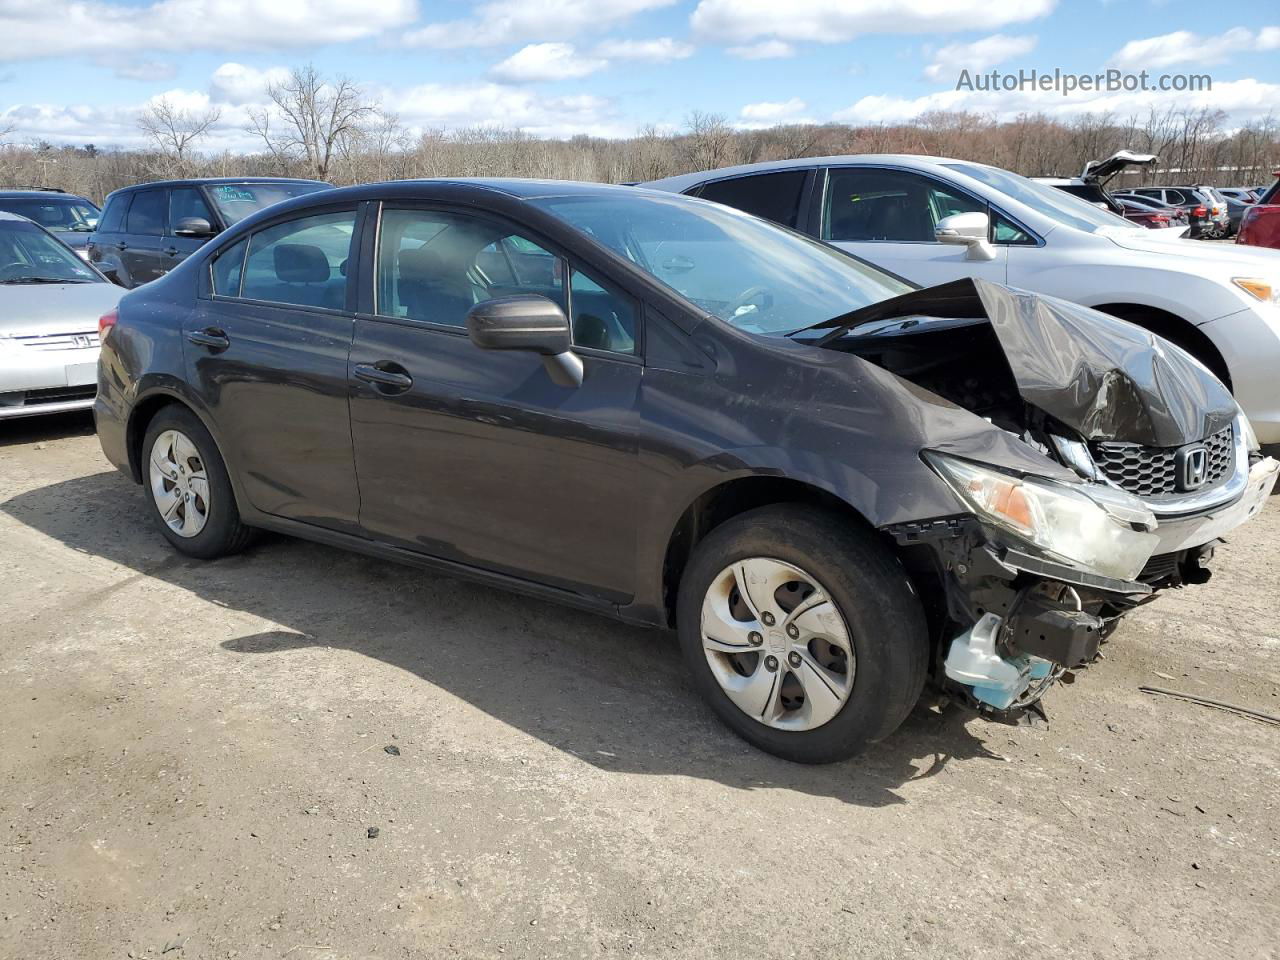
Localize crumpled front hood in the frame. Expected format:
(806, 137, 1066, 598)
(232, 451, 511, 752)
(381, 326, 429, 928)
(0, 281, 123, 337)
(813, 277, 1237, 447)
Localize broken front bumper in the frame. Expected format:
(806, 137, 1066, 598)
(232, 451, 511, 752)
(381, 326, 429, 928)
(890, 456, 1278, 713)
(1150, 456, 1278, 554)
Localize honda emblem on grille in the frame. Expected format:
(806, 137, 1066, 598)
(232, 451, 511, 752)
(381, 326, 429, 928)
(73, 335, 91, 348)
(1177, 446, 1208, 491)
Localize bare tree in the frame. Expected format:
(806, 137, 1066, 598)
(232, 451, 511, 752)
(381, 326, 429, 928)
(683, 111, 736, 171)
(247, 64, 374, 181)
(137, 97, 221, 176)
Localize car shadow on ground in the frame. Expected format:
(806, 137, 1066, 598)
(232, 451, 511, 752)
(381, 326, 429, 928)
(4, 468, 1009, 808)
(0, 410, 96, 447)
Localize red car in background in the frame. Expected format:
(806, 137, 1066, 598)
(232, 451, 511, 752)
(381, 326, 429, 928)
(1237, 173, 1280, 249)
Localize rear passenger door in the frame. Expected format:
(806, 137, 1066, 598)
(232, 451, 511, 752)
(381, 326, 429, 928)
(120, 187, 168, 286)
(184, 205, 362, 534)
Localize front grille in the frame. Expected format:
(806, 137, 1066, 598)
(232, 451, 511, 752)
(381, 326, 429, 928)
(1090, 426, 1234, 498)
(11, 331, 100, 351)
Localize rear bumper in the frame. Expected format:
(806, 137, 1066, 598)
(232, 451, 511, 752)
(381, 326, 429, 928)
(93, 381, 133, 480)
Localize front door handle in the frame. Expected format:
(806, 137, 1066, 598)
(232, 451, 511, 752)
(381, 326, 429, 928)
(187, 327, 230, 351)
(353, 362, 413, 392)
(116, 241, 128, 250)
(164, 246, 179, 256)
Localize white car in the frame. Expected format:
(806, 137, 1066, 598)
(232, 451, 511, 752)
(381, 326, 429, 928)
(0, 212, 122, 419)
(644, 156, 1280, 443)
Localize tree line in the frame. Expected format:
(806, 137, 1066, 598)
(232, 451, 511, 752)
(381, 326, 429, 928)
(2, 65, 1277, 204)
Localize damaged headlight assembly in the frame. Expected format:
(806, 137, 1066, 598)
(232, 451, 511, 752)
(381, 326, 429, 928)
(923, 452, 1160, 582)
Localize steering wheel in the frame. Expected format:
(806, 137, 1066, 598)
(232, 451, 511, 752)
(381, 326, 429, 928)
(725, 285, 774, 317)
(0, 262, 31, 281)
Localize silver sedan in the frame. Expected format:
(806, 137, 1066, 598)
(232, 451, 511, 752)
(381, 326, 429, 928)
(0, 212, 122, 420)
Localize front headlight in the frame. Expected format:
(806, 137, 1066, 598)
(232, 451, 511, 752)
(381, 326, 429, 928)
(924, 452, 1159, 582)
(1237, 407, 1260, 452)
(1232, 278, 1279, 304)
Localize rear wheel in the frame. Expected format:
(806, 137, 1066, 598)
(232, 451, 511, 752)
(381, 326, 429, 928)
(142, 406, 254, 559)
(676, 505, 928, 764)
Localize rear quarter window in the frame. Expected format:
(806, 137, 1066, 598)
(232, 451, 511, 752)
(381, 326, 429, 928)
(98, 195, 129, 234)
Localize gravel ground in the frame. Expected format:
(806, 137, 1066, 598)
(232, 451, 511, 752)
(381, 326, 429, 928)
(1, 412, 1278, 960)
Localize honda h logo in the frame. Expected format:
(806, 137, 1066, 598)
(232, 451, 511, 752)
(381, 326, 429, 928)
(1178, 446, 1208, 490)
(73, 335, 91, 348)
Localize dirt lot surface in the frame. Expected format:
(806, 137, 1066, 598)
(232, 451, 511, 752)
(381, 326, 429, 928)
(2, 413, 1278, 960)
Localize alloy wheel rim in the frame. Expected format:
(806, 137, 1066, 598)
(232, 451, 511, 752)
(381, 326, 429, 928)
(148, 429, 210, 538)
(699, 557, 855, 732)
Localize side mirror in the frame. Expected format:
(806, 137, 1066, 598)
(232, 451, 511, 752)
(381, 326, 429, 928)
(174, 216, 215, 238)
(466, 295, 583, 388)
(935, 212, 995, 261)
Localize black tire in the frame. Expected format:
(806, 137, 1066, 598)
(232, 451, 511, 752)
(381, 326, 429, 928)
(141, 405, 255, 559)
(676, 504, 928, 764)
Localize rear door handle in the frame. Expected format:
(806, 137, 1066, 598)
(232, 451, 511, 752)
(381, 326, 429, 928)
(164, 246, 179, 256)
(353, 362, 413, 392)
(187, 327, 230, 351)
(116, 241, 128, 250)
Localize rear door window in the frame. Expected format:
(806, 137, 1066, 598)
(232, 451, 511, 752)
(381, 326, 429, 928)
(695, 171, 809, 228)
(97, 195, 129, 234)
(239, 209, 357, 310)
(126, 189, 167, 236)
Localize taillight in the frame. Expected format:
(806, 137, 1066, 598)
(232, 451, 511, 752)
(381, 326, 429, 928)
(1193, 205, 1207, 217)
(98, 309, 118, 339)
(1153, 215, 1170, 224)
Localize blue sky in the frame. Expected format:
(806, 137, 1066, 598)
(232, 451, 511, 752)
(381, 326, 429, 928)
(2, 0, 1278, 148)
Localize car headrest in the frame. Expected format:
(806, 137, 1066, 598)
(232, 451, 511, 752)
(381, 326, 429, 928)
(274, 243, 330, 283)
(399, 245, 445, 280)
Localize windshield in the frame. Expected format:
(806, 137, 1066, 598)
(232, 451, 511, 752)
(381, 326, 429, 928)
(0, 198, 100, 233)
(529, 191, 912, 334)
(0, 220, 103, 283)
(207, 182, 331, 225)
(947, 163, 1138, 234)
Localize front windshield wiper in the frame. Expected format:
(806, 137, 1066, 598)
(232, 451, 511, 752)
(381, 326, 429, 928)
(0, 276, 92, 284)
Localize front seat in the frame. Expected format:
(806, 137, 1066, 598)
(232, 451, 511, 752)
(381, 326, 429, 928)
(397, 245, 478, 325)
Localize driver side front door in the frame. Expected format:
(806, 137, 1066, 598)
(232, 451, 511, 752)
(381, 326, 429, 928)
(348, 204, 644, 603)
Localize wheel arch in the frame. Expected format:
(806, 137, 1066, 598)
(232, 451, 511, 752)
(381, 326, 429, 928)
(658, 475, 884, 629)
(1092, 302, 1233, 389)
(125, 389, 226, 486)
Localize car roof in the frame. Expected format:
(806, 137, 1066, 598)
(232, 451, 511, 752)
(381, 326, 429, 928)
(642, 154, 970, 192)
(107, 177, 330, 194)
(0, 189, 92, 200)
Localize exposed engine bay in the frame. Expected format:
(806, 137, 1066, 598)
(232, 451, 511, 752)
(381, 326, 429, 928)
(801, 278, 1279, 719)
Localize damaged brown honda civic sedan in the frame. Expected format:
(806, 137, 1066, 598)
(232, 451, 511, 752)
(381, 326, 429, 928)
(94, 181, 1279, 763)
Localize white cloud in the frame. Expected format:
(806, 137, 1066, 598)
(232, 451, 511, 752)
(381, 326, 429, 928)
(109, 60, 179, 82)
(1110, 26, 1280, 70)
(740, 97, 806, 121)
(834, 76, 1280, 125)
(691, 0, 1055, 45)
(924, 34, 1037, 81)
(209, 63, 292, 105)
(404, 0, 676, 49)
(0, 0, 416, 61)
(386, 82, 627, 138)
(593, 37, 695, 61)
(490, 43, 607, 82)
(726, 40, 795, 59)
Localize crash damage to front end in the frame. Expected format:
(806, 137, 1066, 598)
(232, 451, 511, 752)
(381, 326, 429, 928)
(810, 278, 1279, 719)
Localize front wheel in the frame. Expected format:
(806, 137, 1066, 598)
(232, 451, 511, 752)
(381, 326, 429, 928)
(676, 505, 928, 764)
